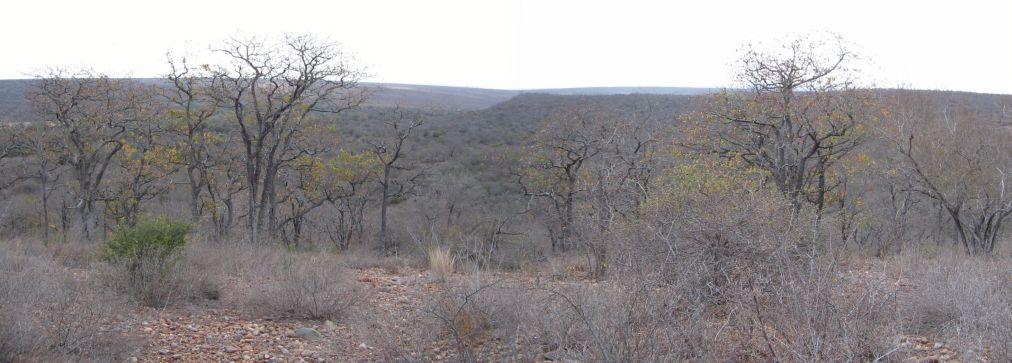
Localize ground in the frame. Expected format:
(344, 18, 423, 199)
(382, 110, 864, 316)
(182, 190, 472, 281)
(108, 266, 964, 362)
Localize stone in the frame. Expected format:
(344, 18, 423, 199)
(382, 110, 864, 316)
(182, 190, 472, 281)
(224, 345, 239, 353)
(290, 327, 322, 340)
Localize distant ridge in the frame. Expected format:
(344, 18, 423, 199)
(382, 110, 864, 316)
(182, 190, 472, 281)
(523, 86, 715, 96)
(0, 79, 719, 120)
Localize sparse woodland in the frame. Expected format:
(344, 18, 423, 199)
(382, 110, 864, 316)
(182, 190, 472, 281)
(1, 34, 1009, 362)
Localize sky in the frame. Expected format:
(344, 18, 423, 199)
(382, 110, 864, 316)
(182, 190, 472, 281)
(1, 0, 1010, 93)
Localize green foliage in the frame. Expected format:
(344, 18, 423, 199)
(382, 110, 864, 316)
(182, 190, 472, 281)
(101, 216, 191, 265)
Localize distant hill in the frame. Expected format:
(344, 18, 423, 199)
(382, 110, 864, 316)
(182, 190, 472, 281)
(0, 79, 720, 121)
(525, 86, 715, 96)
(362, 83, 518, 110)
(0, 79, 32, 121)
(5, 79, 1007, 124)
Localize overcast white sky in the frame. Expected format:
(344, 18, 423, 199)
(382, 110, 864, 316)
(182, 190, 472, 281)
(1, 0, 1009, 93)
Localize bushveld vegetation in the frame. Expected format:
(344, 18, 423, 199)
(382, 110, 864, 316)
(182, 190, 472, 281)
(0, 34, 1009, 362)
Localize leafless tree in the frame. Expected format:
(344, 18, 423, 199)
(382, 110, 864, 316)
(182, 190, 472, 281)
(165, 55, 220, 222)
(883, 90, 1012, 254)
(24, 124, 64, 243)
(582, 115, 663, 276)
(515, 106, 616, 252)
(367, 109, 424, 253)
(104, 115, 176, 228)
(208, 34, 365, 243)
(701, 36, 868, 215)
(202, 133, 247, 238)
(26, 71, 147, 241)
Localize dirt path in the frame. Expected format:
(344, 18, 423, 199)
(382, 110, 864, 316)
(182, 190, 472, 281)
(127, 268, 443, 362)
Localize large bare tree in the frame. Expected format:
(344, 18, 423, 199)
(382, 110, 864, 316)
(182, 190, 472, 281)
(701, 36, 869, 215)
(208, 34, 365, 243)
(27, 71, 149, 241)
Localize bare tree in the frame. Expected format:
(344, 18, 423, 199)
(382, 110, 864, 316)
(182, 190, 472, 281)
(582, 115, 664, 276)
(25, 124, 64, 243)
(202, 132, 247, 238)
(105, 116, 177, 228)
(26, 71, 146, 241)
(883, 90, 1012, 254)
(208, 34, 365, 243)
(367, 110, 424, 253)
(699, 35, 868, 215)
(165, 55, 220, 222)
(515, 106, 615, 252)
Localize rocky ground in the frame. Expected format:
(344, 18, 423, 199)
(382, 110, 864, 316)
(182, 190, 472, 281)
(118, 268, 430, 362)
(106, 266, 968, 362)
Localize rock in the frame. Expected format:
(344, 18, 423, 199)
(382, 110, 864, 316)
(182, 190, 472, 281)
(224, 345, 239, 353)
(158, 349, 170, 355)
(290, 327, 322, 340)
(932, 342, 942, 349)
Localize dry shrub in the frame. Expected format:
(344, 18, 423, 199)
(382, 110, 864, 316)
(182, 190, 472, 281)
(740, 251, 900, 361)
(425, 277, 718, 362)
(99, 252, 218, 308)
(0, 244, 134, 361)
(46, 241, 97, 269)
(900, 251, 1011, 361)
(238, 252, 364, 320)
(425, 257, 898, 362)
(599, 156, 901, 360)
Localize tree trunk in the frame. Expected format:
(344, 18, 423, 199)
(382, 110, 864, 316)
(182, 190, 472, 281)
(380, 167, 391, 253)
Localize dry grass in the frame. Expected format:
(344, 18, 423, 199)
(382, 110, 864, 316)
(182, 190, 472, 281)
(427, 246, 455, 282)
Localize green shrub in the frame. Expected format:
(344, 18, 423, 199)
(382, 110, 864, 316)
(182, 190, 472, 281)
(99, 217, 195, 307)
(101, 217, 190, 265)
